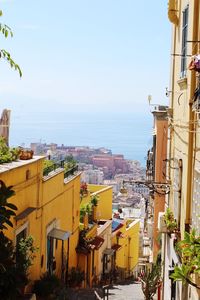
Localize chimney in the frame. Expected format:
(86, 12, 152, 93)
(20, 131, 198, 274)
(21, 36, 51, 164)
(0, 109, 11, 146)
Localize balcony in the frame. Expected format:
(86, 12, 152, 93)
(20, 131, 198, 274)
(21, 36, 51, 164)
(43, 160, 78, 179)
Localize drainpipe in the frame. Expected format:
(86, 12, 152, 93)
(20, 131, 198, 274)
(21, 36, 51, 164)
(178, 159, 183, 228)
(61, 240, 64, 282)
(65, 238, 70, 285)
(185, 0, 199, 231)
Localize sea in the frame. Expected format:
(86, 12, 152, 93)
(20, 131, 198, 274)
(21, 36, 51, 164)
(9, 111, 153, 166)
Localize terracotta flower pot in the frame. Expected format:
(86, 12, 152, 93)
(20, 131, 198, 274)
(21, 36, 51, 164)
(19, 150, 34, 160)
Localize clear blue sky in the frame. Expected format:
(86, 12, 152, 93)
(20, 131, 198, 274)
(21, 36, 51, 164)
(0, 0, 171, 115)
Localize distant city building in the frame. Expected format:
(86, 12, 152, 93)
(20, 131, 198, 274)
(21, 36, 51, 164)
(29, 143, 145, 184)
(81, 169, 104, 185)
(103, 180, 119, 194)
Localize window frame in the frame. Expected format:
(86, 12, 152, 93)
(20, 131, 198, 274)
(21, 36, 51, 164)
(15, 221, 29, 246)
(180, 5, 189, 78)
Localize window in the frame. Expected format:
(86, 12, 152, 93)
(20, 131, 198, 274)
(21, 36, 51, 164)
(15, 222, 28, 245)
(181, 6, 189, 77)
(15, 223, 28, 266)
(16, 228, 27, 245)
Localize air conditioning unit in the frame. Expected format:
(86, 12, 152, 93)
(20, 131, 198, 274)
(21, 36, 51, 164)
(158, 212, 168, 233)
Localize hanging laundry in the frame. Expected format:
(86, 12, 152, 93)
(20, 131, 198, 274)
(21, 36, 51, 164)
(188, 54, 200, 72)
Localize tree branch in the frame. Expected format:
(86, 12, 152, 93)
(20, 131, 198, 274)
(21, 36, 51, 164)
(185, 277, 200, 290)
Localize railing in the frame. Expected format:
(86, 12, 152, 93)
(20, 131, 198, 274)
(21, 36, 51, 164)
(64, 165, 78, 179)
(43, 160, 78, 178)
(94, 285, 110, 300)
(43, 160, 64, 176)
(94, 290, 103, 300)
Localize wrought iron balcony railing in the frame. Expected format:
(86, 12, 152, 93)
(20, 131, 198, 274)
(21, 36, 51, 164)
(43, 160, 78, 179)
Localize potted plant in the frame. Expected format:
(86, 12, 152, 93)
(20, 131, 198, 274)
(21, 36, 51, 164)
(19, 148, 34, 160)
(163, 208, 178, 234)
(140, 258, 162, 300)
(68, 267, 85, 288)
(0, 137, 20, 163)
(80, 182, 88, 198)
(33, 272, 62, 299)
(80, 203, 92, 224)
(91, 194, 99, 206)
(170, 229, 200, 290)
(80, 205, 87, 223)
(91, 195, 99, 222)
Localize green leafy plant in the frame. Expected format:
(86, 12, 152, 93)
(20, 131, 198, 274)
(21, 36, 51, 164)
(0, 137, 20, 164)
(0, 180, 17, 230)
(43, 159, 54, 169)
(91, 194, 99, 206)
(164, 208, 178, 233)
(33, 273, 62, 298)
(170, 229, 200, 289)
(85, 203, 92, 215)
(68, 267, 85, 287)
(16, 236, 38, 282)
(0, 10, 22, 77)
(0, 181, 17, 299)
(80, 203, 92, 222)
(140, 258, 162, 300)
(80, 205, 87, 222)
(0, 233, 19, 300)
(0, 181, 29, 299)
(64, 155, 77, 171)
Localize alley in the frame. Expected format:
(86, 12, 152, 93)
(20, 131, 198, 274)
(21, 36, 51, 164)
(108, 282, 144, 300)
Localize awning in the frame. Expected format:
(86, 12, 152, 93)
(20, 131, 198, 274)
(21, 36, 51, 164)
(89, 236, 104, 250)
(48, 228, 71, 241)
(112, 244, 122, 251)
(15, 207, 36, 221)
(103, 248, 115, 256)
(112, 219, 124, 232)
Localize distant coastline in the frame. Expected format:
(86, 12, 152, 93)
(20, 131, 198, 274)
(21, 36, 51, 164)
(9, 111, 152, 166)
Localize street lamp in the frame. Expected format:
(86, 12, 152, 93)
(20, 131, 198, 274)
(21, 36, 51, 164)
(120, 180, 170, 196)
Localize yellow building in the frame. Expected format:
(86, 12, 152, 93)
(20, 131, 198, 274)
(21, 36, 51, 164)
(112, 218, 140, 279)
(77, 184, 113, 287)
(163, 1, 200, 299)
(1, 156, 81, 284)
(81, 184, 113, 220)
(77, 183, 140, 286)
